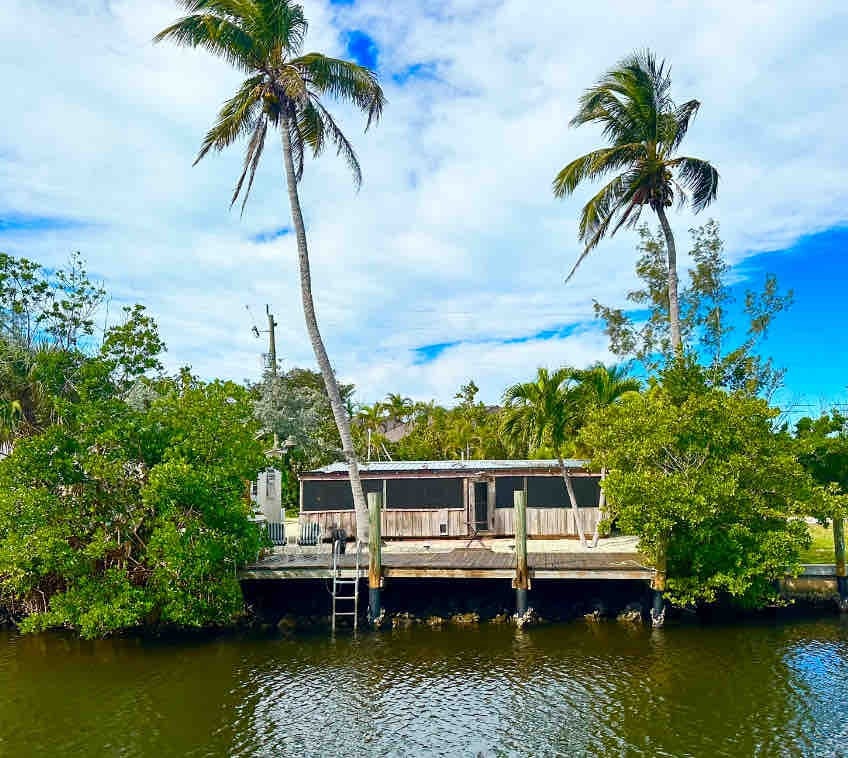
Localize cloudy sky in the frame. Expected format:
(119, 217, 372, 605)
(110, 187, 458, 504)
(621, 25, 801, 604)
(1, 0, 847, 410)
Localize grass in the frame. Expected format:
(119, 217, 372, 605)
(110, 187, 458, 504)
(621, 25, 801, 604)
(799, 522, 835, 564)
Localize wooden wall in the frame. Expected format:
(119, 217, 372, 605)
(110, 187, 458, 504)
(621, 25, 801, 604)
(493, 507, 601, 538)
(300, 508, 468, 540)
(300, 507, 600, 540)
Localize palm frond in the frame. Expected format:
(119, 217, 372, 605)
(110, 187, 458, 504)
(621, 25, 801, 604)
(232, 115, 268, 213)
(295, 99, 325, 157)
(195, 73, 264, 163)
(553, 144, 644, 198)
(310, 99, 362, 187)
(153, 13, 258, 71)
(293, 53, 385, 128)
(570, 88, 645, 145)
(672, 157, 719, 212)
(572, 172, 631, 255)
(254, 0, 308, 57)
(176, 0, 254, 15)
(666, 99, 700, 152)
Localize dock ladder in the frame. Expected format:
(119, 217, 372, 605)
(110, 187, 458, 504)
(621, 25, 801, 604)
(331, 539, 362, 631)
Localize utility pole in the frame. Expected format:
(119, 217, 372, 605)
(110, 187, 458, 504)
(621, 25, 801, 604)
(247, 304, 279, 377)
(266, 305, 278, 377)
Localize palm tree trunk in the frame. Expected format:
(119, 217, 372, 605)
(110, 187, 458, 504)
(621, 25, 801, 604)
(558, 456, 588, 548)
(280, 120, 369, 543)
(656, 205, 683, 354)
(589, 467, 606, 549)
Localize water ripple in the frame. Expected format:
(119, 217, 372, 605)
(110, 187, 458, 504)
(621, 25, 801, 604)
(1, 619, 847, 757)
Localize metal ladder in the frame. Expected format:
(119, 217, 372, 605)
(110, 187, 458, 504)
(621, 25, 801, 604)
(331, 539, 362, 631)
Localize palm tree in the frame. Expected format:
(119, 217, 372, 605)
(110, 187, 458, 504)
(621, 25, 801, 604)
(383, 393, 413, 424)
(156, 0, 385, 542)
(502, 367, 591, 547)
(0, 340, 53, 448)
(356, 402, 386, 431)
(356, 402, 386, 462)
(553, 50, 718, 353)
(573, 363, 641, 418)
(572, 363, 641, 546)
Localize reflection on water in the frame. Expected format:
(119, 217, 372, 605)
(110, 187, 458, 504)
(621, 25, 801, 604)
(1, 619, 847, 757)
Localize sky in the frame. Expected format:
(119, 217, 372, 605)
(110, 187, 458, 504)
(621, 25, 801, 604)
(0, 0, 846, 410)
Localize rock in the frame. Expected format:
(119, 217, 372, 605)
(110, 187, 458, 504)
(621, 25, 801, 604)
(616, 602, 644, 624)
(371, 608, 387, 629)
(276, 614, 298, 632)
(392, 612, 418, 629)
(513, 608, 539, 629)
(425, 615, 445, 627)
(450, 612, 480, 625)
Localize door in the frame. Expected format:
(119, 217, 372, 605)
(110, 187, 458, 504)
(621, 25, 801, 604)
(473, 481, 489, 532)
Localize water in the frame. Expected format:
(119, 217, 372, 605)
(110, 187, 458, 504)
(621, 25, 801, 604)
(1, 619, 846, 757)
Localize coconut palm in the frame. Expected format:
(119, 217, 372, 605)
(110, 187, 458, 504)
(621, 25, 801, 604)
(553, 50, 718, 353)
(502, 367, 592, 547)
(155, 0, 385, 542)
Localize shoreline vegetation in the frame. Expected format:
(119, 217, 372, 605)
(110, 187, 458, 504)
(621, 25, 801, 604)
(1, 2, 846, 639)
(2, 564, 843, 640)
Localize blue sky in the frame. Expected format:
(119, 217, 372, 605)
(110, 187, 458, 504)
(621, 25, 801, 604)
(0, 0, 846, 409)
(730, 228, 848, 411)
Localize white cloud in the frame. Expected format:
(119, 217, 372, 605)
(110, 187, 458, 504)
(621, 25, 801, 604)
(1, 0, 846, 405)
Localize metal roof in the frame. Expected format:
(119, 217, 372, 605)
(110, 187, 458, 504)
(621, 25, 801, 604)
(307, 459, 588, 475)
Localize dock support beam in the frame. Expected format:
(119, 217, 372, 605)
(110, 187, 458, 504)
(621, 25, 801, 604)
(513, 489, 530, 617)
(650, 540, 667, 627)
(835, 516, 847, 611)
(367, 491, 383, 624)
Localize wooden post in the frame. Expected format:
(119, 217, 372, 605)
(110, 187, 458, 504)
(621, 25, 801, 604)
(834, 516, 847, 610)
(650, 538, 667, 627)
(513, 489, 530, 615)
(367, 491, 383, 623)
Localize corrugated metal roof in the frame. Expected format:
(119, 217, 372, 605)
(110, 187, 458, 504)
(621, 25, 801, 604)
(307, 459, 588, 475)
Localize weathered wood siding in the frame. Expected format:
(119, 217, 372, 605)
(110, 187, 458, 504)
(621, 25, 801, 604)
(300, 508, 468, 540)
(493, 507, 601, 537)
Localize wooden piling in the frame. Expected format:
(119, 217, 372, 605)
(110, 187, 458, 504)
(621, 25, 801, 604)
(835, 516, 847, 609)
(650, 538, 668, 627)
(513, 489, 530, 614)
(368, 491, 383, 623)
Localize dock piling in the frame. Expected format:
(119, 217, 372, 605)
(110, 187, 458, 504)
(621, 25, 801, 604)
(835, 516, 847, 611)
(650, 540, 667, 627)
(367, 491, 383, 623)
(513, 489, 530, 615)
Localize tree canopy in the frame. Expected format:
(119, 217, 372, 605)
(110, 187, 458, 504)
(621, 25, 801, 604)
(581, 363, 831, 607)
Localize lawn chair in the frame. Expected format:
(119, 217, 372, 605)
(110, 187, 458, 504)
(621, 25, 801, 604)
(297, 521, 322, 554)
(266, 521, 287, 547)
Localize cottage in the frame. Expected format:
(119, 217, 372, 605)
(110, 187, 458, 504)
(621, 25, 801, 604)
(299, 460, 602, 540)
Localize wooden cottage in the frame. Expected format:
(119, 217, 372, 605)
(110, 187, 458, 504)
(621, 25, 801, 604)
(299, 460, 602, 540)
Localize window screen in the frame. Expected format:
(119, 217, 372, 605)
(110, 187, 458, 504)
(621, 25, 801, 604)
(386, 477, 463, 509)
(495, 476, 525, 508)
(571, 476, 601, 507)
(526, 475, 600, 508)
(302, 479, 382, 512)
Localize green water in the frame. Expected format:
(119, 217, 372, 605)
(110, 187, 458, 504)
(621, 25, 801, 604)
(1, 618, 846, 757)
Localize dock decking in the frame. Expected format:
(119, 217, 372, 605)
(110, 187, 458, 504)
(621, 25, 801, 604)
(242, 546, 653, 581)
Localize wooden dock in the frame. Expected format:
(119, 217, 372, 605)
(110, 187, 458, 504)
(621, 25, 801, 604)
(241, 547, 653, 582)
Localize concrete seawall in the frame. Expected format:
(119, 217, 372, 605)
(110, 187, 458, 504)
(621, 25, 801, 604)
(780, 565, 840, 605)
